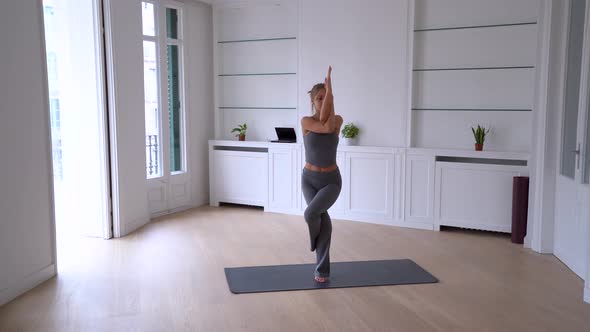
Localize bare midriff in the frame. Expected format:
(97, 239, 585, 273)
(304, 162, 338, 172)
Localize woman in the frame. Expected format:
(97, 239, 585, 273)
(301, 66, 343, 283)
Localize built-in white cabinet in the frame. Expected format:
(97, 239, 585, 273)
(209, 141, 530, 234)
(434, 161, 528, 233)
(210, 147, 268, 207)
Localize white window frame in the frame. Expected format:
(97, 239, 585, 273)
(161, 0, 187, 175)
(142, 0, 187, 179)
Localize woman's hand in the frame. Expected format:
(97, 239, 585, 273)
(319, 65, 334, 124)
(324, 66, 332, 93)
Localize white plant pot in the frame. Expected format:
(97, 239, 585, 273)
(342, 137, 357, 146)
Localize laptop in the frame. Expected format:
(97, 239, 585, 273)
(271, 127, 297, 143)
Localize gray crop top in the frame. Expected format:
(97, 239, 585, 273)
(303, 131, 339, 167)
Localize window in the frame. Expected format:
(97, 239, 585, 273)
(560, 0, 586, 179)
(142, 1, 162, 177)
(166, 7, 183, 172)
(142, 1, 185, 178)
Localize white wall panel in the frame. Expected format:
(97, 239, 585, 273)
(217, 1, 297, 41)
(413, 110, 532, 152)
(413, 68, 535, 109)
(219, 75, 297, 108)
(415, 0, 540, 29)
(411, 0, 540, 152)
(219, 39, 297, 74)
(414, 25, 537, 69)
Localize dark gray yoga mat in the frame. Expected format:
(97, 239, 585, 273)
(224, 259, 438, 294)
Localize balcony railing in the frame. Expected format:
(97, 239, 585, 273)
(146, 135, 159, 176)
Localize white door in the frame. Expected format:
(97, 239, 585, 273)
(554, 0, 590, 279)
(43, 0, 112, 239)
(142, 1, 191, 215)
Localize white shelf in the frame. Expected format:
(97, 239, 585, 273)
(209, 139, 298, 148)
(407, 147, 529, 161)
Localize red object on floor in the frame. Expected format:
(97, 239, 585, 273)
(511, 176, 529, 244)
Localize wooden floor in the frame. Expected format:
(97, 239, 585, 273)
(0, 205, 589, 331)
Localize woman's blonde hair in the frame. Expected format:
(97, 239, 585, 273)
(308, 83, 325, 115)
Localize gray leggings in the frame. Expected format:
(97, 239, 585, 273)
(301, 167, 342, 277)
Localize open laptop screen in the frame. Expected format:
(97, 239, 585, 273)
(274, 127, 296, 142)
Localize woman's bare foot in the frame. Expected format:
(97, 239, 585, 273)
(314, 276, 329, 283)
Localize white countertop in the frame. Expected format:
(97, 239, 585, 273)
(407, 147, 530, 161)
(209, 140, 530, 161)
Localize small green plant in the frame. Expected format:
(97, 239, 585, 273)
(231, 123, 247, 137)
(341, 122, 359, 138)
(471, 124, 490, 144)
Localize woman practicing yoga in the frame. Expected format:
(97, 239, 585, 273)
(301, 66, 343, 283)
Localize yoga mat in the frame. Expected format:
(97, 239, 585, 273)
(224, 259, 438, 294)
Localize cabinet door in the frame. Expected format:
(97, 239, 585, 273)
(268, 148, 294, 210)
(434, 162, 527, 232)
(344, 152, 394, 221)
(213, 150, 268, 206)
(404, 154, 435, 225)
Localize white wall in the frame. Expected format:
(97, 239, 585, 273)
(186, 0, 215, 206)
(299, 0, 410, 147)
(215, 0, 299, 142)
(411, 0, 541, 152)
(104, 0, 150, 236)
(587, 225, 590, 302)
(0, 0, 57, 305)
(526, 0, 560, 253)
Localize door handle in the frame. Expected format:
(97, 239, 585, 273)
(573, 143, 581, 169)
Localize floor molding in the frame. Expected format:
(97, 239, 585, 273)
(0, 264, 56, 306)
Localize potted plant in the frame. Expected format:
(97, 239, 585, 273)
(471, 124, 490, 151)
(231, 123, 247, 141)
(341, 122, 359, 146)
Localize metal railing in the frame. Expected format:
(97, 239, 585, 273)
(146, 135, 159, 176)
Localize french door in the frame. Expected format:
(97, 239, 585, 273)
(554, 0, 590, 279)
(142, 0, 191, 215)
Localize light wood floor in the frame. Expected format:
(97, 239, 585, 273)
(0, 205, 589, 331)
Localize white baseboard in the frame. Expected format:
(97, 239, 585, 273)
(585, 287, 590, 304)
(151, 205, 199, 219)
(120, 215, 150, 237)
(400, 221, 436, 231)
(0, 264, 56, 306)
(523, 235, 531, 249)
